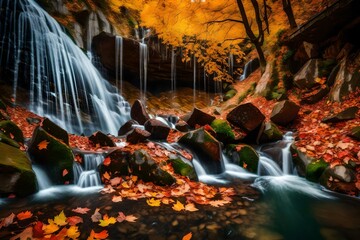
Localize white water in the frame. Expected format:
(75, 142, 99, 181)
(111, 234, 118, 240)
(73, 153, 104, 188)
(139, 42, 148, 103)
(115, 35, 123, 94)
(0, 0, 130, 135)
(32, 165, 52, 190)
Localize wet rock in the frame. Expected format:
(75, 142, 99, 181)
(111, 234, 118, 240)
(226, 103, 265, 132)
(293, 59, 321, 89)
(224, 89, 237, 101)
(210, 119, 235, 143)
(0, 110, 10, 121)
(306, 159, 329, 182)
(0, 131, 20, 148)
(270, 100, 300, 126)
(225, 144, 259, 173)
(175, 120, 190, 132)
(118, 119, 139, 136)
(130, 150, 175, 186)
(290, 144, 312, 177)
(320, 165, 358, 195)
(28, 126, 74, 184)
(99, 149, 131, 178)
(89, 131, 116, 147)
(131, 100, 150, 125)
(41, 118, 69, 145)
(26, 117, 41, 125)
(0, 142, 37, 197)
(0, 120, 24, 144)
(258, 122, 283, 144)
(184, 108, 215, 128)
(178, 128, 222, 174)
(144, 119, 170, 140)
(322, 106, 358, 123)
(300, 85, 330, 104)
(0, 98, 6, 110)
(126, 128, 150, 144)
(348, 126, 360, 140)
(168, 155, 197, 181)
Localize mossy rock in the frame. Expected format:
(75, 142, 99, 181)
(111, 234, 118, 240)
(0, 99, 6, 110)
(290, 144, 312, 177)
(0, 142, 38, 197)
(225, 144, 259, 173)
(349, 126, 360, 141)
(305, 159, 329, 182)
(168, 156, 197, 181)
(42, 118, 69, 145)
(224, 89, 238, 101)
(259, 122, 283, 144)
(210, 119, 235, 143)
(28, 127, 74, 184)
(129, 150, 175, 186)
(0, 120, 24, 144)
(99, 149, 131, 178)
(0, 132, 20, 148)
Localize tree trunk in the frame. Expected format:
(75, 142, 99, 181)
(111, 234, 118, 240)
(282, 0, 297, 28)
(254, 42, 266, 73)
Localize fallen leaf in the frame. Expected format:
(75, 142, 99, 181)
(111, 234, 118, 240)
(103, 157, 111, 166)
(125, 214, 138, 223)
(43, 219, 60, 234)
(16, 211, 33, 220)
(185, 203, 199, 212)
(54, 210, 68, 226)
(112, 195, 123, 202)
(110, 177, 121, 186)
(209, 199, 230, 207)
(116, 212, 126, 223)
(63, 169, 68, 177)
(72, 207, 91, 214)
(37, 140, 49, 150)
(67, 216, 83, 226)
(146, 198, 161, 207)
(99, 214, 116, 227)
(182, 232, 192, 240)
(103, 172, 111, 180)
(88, 230, 109, 240)
(9, 226, 32, 240)
(33, 221, 44, 238)
(172, 200, 185, 211)
(0, 213, 15, 229)
(67, 225, 80, 239)
(91, 208, 102, 223)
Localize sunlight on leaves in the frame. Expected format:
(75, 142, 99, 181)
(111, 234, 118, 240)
(172, 200, 185, 211)
(99, 214, 116, 227)
(146, 198, 161, 207)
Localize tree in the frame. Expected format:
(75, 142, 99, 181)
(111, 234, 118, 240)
(282, 0, 297, 28)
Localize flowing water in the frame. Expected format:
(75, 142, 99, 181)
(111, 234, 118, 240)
(115, 35, 124, 94)
(0, 0, 130, 135)
(139, 42, 148, 103)
(73, 153, 104, 188)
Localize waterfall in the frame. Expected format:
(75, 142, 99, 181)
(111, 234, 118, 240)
(239, 58, 260, 81)
(228, 53, 234, 76)
(171, 47, 177, 92)
(139, 42, 148, 103)
(32, 164, 52, 190)
(0, 0, 130, 135)
(73, 153, 104, 188)
(115, 35, 123, 94)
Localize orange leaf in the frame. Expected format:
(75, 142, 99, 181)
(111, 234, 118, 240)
(172, 200, 185, 211)
(182, 232, 192, 240)
(88, 230, 109, 240)
(72, 207, 91, 214)
(103, 157, 111, 166)
(112, 195, 122, 203)
(103, 172, 111, 180)
(185, 203, 198, 212)
(16, 211, 33, 220)
(67, 216, 83, 226)
(37, 140, 49, 150)
(62, 169, 68, 177)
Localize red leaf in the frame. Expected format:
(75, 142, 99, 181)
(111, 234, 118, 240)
(62, 169, 68, 177)
(103, 157, 111, 166)
(33, 221, 44, 238)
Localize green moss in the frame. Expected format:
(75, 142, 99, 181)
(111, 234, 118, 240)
(306, 159, 329, 182)
(169, 157, 197, 180)
(210, 119, 235, 143)
(259, 122, 283, 143)
(0, 132, 20, 148)
(225, 144, 259, 173)
(224, 89, 238, 101)
(0, 120, 24, 144)
(238, 82, 257, 103)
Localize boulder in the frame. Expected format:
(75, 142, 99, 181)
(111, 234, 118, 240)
(144, 119, 171, 140)
(349, 126, 360, 140)
(223, 89, 237, 101)
(0, 131, 20, 148)
(255, 63, 273, 97)
(305, 159, 329, 182)
(270, 100, 300, 126)
(322, 106, 358, 123)
(300, 85, 329, 104)
(118, 119, 139, 136)
(225, 144, 259, 173)
(0, 120, 24, 144)
(210, 119, 235, 143)
(126, 128, 150, 144)
(290, 144, 312, 176)
(168, 155, 197, 181)
(293, 59, 320, 89)
(258, 121, 283, 144)
(129, 150, 175, 186)
(175, 120, 190, 132)
(185, 108, 215, 128)
(28, 127, 74, 184)
(0, 142, 37, 197)
(131, 100, 150, 125)
(178, 128, 222, 174)
(89, 131, 116, 147)
(41, 118, 69, 145)
(0, 110, 10, 121)
(320, 165, 358, 195)
(99, 149, 131, 178)
(26, 117, 41, 125)
(226, 103, 265, 132)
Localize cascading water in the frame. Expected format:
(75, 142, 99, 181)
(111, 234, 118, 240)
(239, 58, 260, 81)
(139, 42, 148, 103)
(115, 35, 123, 94)
(32, 164, 52, 190)
(0, 0, 130, 135)
(73, 153, 104, 188)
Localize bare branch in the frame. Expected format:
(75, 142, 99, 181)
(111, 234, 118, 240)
(206, 18, 243, 25)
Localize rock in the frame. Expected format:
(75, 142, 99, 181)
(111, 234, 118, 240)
(26, 117, 41, 125)
(185, 108, 215, 128)
(290, 144, 312, 176)
(226, 103, 265, 132)
(255, 63, 273, 97)
(322, 106, 358, 123)
(144, 119, 171, 140)
(320, 165, 358, 195)
(225, 144, 259, 173)
(258, 122, 283, 144)
(270, 100, 300, 126)
(28, 127, 74, 184)
(0, 120, 24, 144)
(178, 128, 223, 174)
(89, 131, 116, 147)
(0, 110, 10, 121)
(0, 131, 20, 148)
(0, 142, 37, 197)
(305, 159, 329, 182)
(168, 155, 197, 181)
(99, 149, 131, 178)
(349, 126, 360, 140)
(129, 150, 175, 186)
(0, 98, 6, 110)
(41, 118, 69, 145)
(175, 120, 190, 132)
(223, 89, 237, 101)
(210, 119, 235, 143)
(126, 128, 150, 144)
(118, 119, 139, 136)
(131, 100, 150, 125)
(300, 85, 329, 104)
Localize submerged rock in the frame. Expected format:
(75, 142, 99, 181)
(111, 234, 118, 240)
(89, 131, 116, 147)
(144, 119, 170, 140)
(0, 142, 37, 197)
(225, 144, 259, 173)
(270, 100, 300, 126)
(0, 120, 24, 144)
(226, 103, 265, 132)
(322, 106, 358, 123)
(42, 118, 69, 145)
(184, 108, 216, 128)
(131, 100, 150, 125)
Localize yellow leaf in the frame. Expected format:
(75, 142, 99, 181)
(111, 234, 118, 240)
(43, 219, 59, 234)
(54, 210, 68, 226)
(66, 225, 80, 239)
(37, 140, 49, 150)
(185, 203, 198, 212)
(98, 214, 116, 227)
(146, 198, 161, 207)
(182, 232, 192, 240)
(172, 200, 185, 211)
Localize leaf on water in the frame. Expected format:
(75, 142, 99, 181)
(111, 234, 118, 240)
(112, 195, 123, 202)
(116, 212, 126, 223)
(103, 157, 111, 166)
(66, 225, 80, 239)
(72, 207, 91, 214)
(146, 198, 161, 207)
(9, 226, 32, 240)
(172, 200, 185, 211)
(98, 214, 116, 227)
(182, 232, 193, 240)
(62, 169, 68, 177)
(125, 214, 138, 223)
(67, 216, 83, 226)
(43, 219, 60, 234)
(37, 140, 49, 150)
(54, 210, 68, 226)
(0, 213, 15, 229)
(185, 203, 198, 212)
(91, 208, 102, 223)
(16, 210, 33, 221)
(88, 230, 109, 240)
(209, 199, 230, 207)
